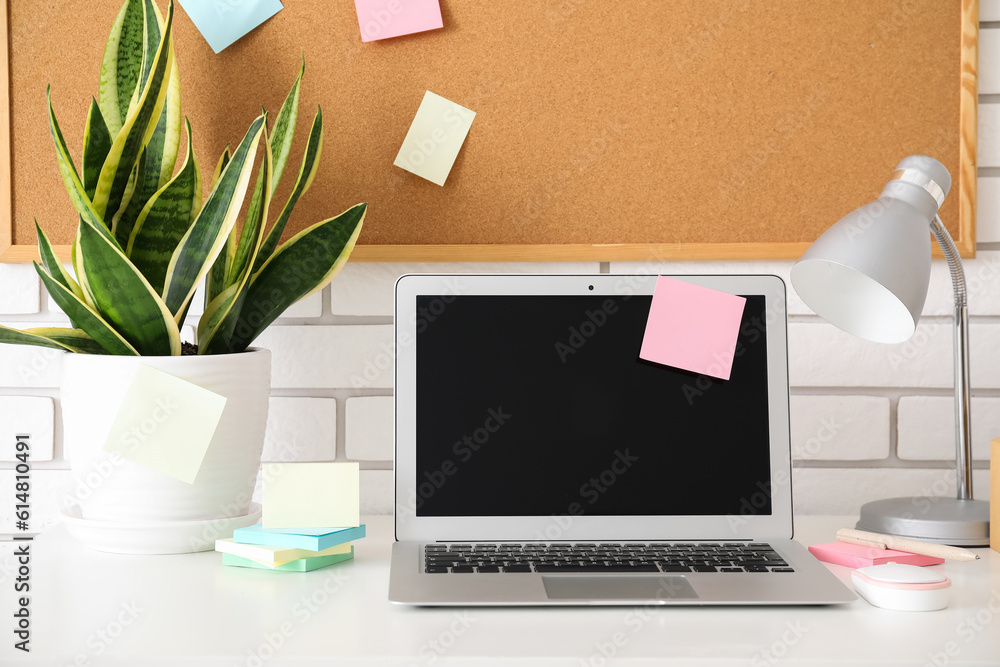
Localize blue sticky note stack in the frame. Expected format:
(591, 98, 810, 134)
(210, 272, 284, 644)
(234, 523, 366, 550)
(221, 523, 366, 572)
(177, 0, 284, 53)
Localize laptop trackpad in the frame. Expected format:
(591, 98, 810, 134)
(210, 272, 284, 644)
(542, 575, 698, 601)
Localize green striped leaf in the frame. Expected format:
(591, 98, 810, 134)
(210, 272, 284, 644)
(156, 58, 183, 189)
(22, 328, 109, 355)
(0, 324, 77, 353)
(211, 145, 232, 188)
(229, 128, 272, 284)
(112, 146, 147, 245)
(76, 221, 180, 356)
(46, 91, 120, 249)
(197, 282, 246, 354)
(146, 1, 180, 192)
(98, 0, 145, 137)
(127, 119, 202, 293)
(82, 99, 112, 200)
(228, 203, 365, 352)
(33, 263, 138, 356)
(112, 3, 178, 246)
(162, 115, 265, 320)
(69, 232, 90, 311)
(206, 146, 234, 308)
(253, 108, 324, 274)
(91, 1, 174, 224)
(36, 221, 85, 303)
(115, 71, 180, 246)
(268, 57, 303, 196)
(202, 130, 273, 353)
(136, 0, 162, 106)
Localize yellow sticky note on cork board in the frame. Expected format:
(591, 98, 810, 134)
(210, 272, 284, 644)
(262, 462, 361, 529)
(102, 365, 227, 484)
(991, 438, 999, 553)
(394, 91, 476, 186)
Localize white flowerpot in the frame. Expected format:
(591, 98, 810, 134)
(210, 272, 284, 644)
(61, 348, 271, 553)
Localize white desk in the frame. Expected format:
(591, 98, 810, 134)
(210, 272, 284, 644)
(2, 516, 999, 666)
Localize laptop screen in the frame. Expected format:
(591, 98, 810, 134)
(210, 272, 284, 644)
(414, 293, 772, 519)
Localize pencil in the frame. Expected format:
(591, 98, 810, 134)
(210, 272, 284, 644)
(836, 528, 980, 562)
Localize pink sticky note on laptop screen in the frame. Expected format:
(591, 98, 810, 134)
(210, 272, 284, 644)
(354, 0, 444, 42)
(639, 276, 747, 380)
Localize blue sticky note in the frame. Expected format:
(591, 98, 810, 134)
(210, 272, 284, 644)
(233, 523, 366, 551)
(177, 0, 284, 53)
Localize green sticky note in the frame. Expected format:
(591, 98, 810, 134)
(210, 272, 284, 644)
(222, 547, 354, 572)
(215, 538, 352, 566)
(262, 462, 360, 529)
(102, 365, 227, 484)
(393, 91, 476, 186)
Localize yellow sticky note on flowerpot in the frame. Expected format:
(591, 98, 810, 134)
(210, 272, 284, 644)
(393, 91, 475, 186)
(262, 462, 360, 529)
(102, 365, 227, 484)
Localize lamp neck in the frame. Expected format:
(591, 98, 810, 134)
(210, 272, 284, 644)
(930, 215, 973, 501)
(930, 215, 967, 309)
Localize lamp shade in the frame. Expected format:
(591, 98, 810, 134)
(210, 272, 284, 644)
(790, 155, 951, 344)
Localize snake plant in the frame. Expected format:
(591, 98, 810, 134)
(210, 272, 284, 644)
(0, 0, 366, 356)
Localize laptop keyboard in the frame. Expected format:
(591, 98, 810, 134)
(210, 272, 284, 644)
(423, 542, 795, 574)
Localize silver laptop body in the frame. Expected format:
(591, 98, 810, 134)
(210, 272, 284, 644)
(389, 274, 854, 606)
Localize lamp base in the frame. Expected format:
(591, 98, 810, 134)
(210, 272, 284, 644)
(855, 497, 990, 546)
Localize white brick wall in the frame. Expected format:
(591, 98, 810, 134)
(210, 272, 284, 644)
(789, 321, 1000, 389)
(4, 20, 1000, 529)
(983, 29, 1000, 94)
(981, 104, 1000, 168)
(0, 264, 40, 314)
(345, 396, 394, 461)
(789, 396, 889, 461)
(281, 292, 323, 318)
(0, 324, 66, 388)
(254, 324, 395, 389)
(360, 470, 394, 515)
(978, 178, 1000, 243)
(262, 397, 337, 462)
(0, 397, 55, 462)
(792, 469, 991, 517)
(984, 0, 1000, 22)
(897, 396, 999, 461)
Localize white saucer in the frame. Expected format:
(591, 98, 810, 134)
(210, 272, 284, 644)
(59, 503, 262, 555)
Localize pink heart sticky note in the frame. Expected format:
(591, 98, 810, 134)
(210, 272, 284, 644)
(639, 277, 747, 380)
(354, 0, 444, 42)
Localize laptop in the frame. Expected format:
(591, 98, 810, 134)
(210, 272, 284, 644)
(389, 273, 855, 606)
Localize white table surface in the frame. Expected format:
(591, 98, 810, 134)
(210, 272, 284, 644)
(2, 515, 999, 666)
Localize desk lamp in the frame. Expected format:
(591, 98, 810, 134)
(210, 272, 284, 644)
(790, 155, 989, 546)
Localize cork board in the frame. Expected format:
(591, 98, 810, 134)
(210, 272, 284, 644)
(0, 0, 978, 262)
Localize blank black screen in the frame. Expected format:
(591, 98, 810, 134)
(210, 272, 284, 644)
(414, 294, 773, 517)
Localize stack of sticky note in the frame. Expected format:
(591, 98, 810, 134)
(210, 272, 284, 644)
(217, 462, 364, 572)
(217, 524, 366, 571)
(808, 542, 944, 568)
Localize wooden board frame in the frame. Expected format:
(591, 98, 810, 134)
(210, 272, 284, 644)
(0, 1, 978, 264)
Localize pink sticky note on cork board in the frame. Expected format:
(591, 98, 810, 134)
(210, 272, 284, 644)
(354, 0, 444, 42)
(639, 276, 747, 380)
